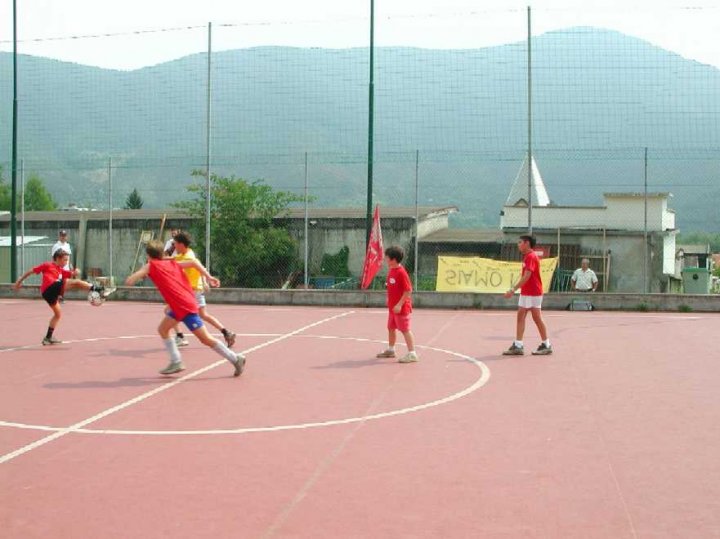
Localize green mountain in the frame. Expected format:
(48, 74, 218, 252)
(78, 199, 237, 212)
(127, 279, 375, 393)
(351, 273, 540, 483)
(1, 27, 719, 230)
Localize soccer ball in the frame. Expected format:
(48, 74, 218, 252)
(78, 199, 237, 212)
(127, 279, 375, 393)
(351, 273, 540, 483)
(88, 290, 104, 307)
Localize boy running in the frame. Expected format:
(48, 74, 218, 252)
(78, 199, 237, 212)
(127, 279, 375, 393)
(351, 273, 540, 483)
(376, 245, 418, 363)
(502, 234, 553, 356)
(172, 231, 236, 348)
(125, 240, 245, 377)
(14, 250, 107, 345)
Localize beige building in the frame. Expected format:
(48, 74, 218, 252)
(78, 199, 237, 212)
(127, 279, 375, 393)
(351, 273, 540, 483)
(500, 158, 678, 292)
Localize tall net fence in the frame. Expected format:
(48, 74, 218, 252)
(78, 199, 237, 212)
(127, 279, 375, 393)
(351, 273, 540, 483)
(1, 5, 719, 294)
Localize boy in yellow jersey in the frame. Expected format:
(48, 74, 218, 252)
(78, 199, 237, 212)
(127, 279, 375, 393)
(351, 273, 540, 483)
(172, 231, 237, 348)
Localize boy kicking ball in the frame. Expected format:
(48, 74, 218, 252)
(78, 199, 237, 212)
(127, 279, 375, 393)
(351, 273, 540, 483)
(502, 234, 553, 356)
(125, 240, 245, 377)
(14, 250, 107, 345)
(376, 245, 418, 363)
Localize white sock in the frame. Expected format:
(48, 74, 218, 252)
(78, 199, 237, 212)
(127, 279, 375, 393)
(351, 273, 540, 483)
(543, 339, 551, 347)
(164, 338, 182, 364)
(387, 345, 395, 352)
(514, 340, 524, 348)
(213, 342, 237, 364)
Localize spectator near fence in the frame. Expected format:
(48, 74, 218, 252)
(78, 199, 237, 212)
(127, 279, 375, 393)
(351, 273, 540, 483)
(571, 258, 598, 292)
(51, 230, 73, 271)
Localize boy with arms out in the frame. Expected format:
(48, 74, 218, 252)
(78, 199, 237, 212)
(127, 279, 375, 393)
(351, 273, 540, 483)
(14, 250, 107, 345)
(376, 245, 419, 363)
(503, 234, 553, 356)
(172, 232, 236, 348)
(125, 240, 245, 376)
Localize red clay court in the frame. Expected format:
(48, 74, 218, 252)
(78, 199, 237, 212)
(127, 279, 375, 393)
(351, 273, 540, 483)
(1, 298, 719, 538)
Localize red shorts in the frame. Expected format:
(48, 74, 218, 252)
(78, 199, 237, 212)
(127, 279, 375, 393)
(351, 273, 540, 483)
(387, 311, 411, 332)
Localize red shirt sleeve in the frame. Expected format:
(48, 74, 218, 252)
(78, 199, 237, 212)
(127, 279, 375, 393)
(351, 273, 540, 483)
(61, 269, 74, 279)
(32, 262, 48, 274)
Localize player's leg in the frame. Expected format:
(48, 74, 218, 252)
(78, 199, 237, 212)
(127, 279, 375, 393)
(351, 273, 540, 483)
(516, 308, 529, 341)
(377, 312, 398, 358)
(43, 302, 63, 345)
(530, 307, 552, 355)
(397, 314, 418, 363)
(163, 305, 188, 347)
(65, 278, 111, 299)
(41, 282, 64, 345)
(188, 316, 245, 377)
(503, 307, 529, 355)
(196, 292, 235, 347)
(158, 313, 185, 375)
(198, 307, 236, 347)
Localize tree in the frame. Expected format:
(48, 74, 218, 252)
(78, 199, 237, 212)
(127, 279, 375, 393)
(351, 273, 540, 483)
(175, 171, 303, 288)
(23, 175, 58, 211)
(124, 188, 144, 209)
(0, 165, 10, 211)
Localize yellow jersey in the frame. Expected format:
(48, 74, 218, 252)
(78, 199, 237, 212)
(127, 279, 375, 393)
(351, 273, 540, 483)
(174, 248, 203, 291)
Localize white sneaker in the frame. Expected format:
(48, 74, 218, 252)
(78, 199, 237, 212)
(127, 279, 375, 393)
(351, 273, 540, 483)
(398, 351, 419, 363)
(159, 361, 185, 375)
(233, 353, 246, 377)
(175, 335, 190, 347)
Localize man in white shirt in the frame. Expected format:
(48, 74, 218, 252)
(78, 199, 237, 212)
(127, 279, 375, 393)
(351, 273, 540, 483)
(164, 229, 179, 256)
(571, 258, 598, 292)
(51, 230, 73, 271)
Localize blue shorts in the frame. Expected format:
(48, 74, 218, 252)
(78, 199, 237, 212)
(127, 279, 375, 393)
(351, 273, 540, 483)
(166, 311, 204, 331)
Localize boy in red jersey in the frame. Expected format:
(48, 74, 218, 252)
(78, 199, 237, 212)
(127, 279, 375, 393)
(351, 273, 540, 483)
(502, 234, 552, 355)
(14, 250, 106, 345)
(125, 240, 245, 376)
(375, 245, 418, 363)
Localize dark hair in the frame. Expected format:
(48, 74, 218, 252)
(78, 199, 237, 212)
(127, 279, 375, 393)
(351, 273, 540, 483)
(146, 240, 165, 260)
(174, 231, 191, 247)
(519, 235, 537, 248)
(52, 249, 68, 261)
(385, 245, 405, 263)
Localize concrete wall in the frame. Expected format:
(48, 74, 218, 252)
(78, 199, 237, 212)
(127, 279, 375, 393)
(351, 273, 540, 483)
(3, 284, 718, 312)
(527, 229, 670, 293)
(282, 214, 448, 276)
(1, 217, 189, 280)
(2, 213, 446, 283)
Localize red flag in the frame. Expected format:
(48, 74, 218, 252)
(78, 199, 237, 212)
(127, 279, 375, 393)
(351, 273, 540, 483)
(360, 205, 384, 289)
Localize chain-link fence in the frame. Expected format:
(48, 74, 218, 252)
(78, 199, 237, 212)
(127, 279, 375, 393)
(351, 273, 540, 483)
(1, 5, 719, 294)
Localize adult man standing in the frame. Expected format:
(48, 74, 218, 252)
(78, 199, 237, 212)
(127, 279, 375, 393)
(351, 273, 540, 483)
(51, 230, 72, 271)
(571, 258, 599, 292)
(164, 229, 179, 256)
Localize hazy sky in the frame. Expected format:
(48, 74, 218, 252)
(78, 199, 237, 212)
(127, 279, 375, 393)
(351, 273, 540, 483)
(1, 0, 719, 70)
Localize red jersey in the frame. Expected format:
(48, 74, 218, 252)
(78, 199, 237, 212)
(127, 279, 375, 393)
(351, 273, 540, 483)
(386, 265, 413, 315)
(147, 258, 198, 320)
(520, 251, 543, 296)
(32, 262, 73, 293)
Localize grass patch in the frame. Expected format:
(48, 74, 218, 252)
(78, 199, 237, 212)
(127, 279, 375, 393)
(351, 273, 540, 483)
(678, 304, 694, 313)
(635, 302, 650, 312)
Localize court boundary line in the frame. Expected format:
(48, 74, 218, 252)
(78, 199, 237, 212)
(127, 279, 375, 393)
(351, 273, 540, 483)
(0, 334, 490, 436)
(0, 311, 355, 465)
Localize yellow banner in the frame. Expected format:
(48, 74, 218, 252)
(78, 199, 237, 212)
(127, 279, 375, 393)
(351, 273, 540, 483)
(436, 256, 558, 293)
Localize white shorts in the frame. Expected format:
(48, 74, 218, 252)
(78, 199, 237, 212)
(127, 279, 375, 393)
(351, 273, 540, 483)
(195, 291, 207, 308)
(518, 295, 543, 309)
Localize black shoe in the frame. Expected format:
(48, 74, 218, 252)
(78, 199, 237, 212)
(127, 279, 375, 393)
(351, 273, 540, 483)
(532, 343, 553, 356)
(502, 343, 525, 356)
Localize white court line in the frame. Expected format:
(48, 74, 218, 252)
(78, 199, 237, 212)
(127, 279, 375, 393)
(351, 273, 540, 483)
(0, 336, 489, 436)
(0, 311, 354, 465)
(0, 333, 285, 356)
